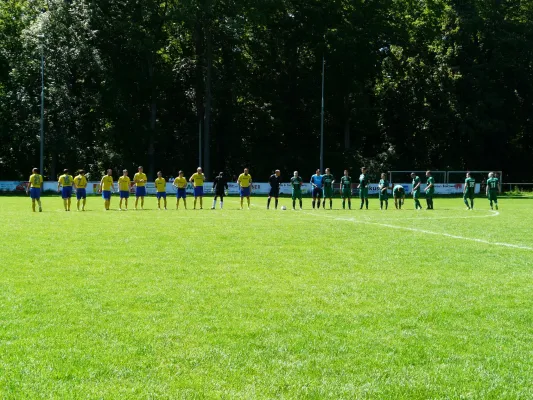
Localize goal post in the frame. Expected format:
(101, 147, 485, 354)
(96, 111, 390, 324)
(447, 171, 503, 187)
(389, 171, 447, 185)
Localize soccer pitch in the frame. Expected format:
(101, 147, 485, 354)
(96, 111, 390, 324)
(1, 196, 532, 399)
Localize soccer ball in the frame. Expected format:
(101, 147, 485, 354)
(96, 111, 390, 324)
(281, 206, 287, 210)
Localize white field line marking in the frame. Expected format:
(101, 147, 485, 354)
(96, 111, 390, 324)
(303, 211, 533, 251)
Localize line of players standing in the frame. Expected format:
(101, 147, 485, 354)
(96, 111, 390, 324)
(25, 165, 501, 212)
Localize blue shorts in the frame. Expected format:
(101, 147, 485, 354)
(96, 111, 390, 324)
(120, 191, 129, 199)
(61, 186, 73, 199)
(157, 192, 166, 199)
(194, 187, 204, 197)
(102, 190, 111, 200)
(136, 186, 146, 197)
(312, 187, 323, 198)
(30, 188, 41, 200)
(176, 188, 186, 199)
(240, 187, 251, 197)
(76, 188, 86, 200)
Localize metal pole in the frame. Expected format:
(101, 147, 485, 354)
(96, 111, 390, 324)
(40, 42, 44, 175)
(320, 55, 325, 172)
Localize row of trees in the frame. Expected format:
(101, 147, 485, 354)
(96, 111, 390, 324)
(1, 0, 532, 181)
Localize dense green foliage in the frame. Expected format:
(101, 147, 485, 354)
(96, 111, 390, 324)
(1, 0, 532, 181)
(1, 197, 533, 398)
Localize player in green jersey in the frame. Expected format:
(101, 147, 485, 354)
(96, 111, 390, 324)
(425, 170, 435, 210)
(463, 172, 476, 210)
(486, 172, 500, 210)
(411, 172, 422, 210)
(322, 168, 335, 209)
(358, 167, 369, 210)
(340, 170, 352, 209)
(393, 185, 405, 209)
(378, 173, 391, 210)
(290, 171, 303, 210)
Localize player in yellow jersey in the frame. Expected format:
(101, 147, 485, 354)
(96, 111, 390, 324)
(118, 169, 131, 210)
(155, 171, 167, 210)
(189, 167, 205, 209)
(133, 166, 147, 210)
(73, 170, 88, 211)
(99, 169, 115, 210)
(26, 167, 43, 212)
(173, 170, 188, 209)
(57, 169, 74, 211)
(237, 168, 252, 210)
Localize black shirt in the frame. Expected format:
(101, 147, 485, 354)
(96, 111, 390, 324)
(269, 174, 282, 189)
(213, 176, 228, 192)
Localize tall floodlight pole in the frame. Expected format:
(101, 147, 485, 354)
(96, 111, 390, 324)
(320, 55, 325, 172)
(38, 35, 45, 175)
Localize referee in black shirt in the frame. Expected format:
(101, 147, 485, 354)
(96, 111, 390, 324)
(212, 172, 228, 209)
(267, 170, 282, 209)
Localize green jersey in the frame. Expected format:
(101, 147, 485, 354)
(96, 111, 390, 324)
(464, 177, 476, 193)
(341, 176, 352, 189)
(291, 176, 303, 191)
(426, 176, 435, 194)
(379, 179, 389, 192)
(393, 185, 405, 196)
(412, 176, 421, 193)
(487, 177, 499, 191)
(322, 174, 334, 188)
(359, 174, 368, 188)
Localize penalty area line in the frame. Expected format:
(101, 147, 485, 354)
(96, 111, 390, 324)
(303, 211, 533, 251)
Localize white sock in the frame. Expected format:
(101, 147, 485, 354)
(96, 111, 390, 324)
(220, 201, 223, 209)
(37, 200, 42, 208)
(212, 199, 216, 208)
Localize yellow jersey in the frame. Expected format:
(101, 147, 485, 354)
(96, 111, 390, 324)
(74, 175, 87, 188)
(118, 176, 131, 192)
(29, 174, 43, 188)
(155, 177, 166, 192)
(134, 172, 147, 187)
(238, 173, 252, 188)
(190, 173, 205, 187)
(58, 174, 74, 187)
(174, 177, 187, 189)
(101, 175, 114, 191)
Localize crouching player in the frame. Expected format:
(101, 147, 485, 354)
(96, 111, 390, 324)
(463, 172, 475, 210)
(27, 167, 43, 212)
(393, 185, 406, 209)
(74, 170, 88, 211)
(118, 169, 131, 210)
(155, 171, 167, 210)
(379, 173, 391, 210)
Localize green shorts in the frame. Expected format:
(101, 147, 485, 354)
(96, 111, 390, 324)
(464, 191, 474, 200)
(487, 191, 498, 201)
(341, 188, 351, 199)
(359, 187, 368, 199)
(412, 190, 420, 199)
(292, 192, 302, 200)
(379, 192, 389, 201)
(425, 189, 434, 198)
(323, 187, 333, 198)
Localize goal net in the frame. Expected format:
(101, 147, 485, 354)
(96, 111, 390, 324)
(389, 171, 446, 185)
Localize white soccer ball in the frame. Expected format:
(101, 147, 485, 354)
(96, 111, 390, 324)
(281, 205, 287, 210)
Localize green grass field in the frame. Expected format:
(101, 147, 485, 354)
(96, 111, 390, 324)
(1, 196, 532, 399)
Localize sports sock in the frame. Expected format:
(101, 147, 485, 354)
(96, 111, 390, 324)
(365, 199, 369, 209)
(212, 199, 216, 208)
(267, 198, 271, 208)
(464, 198, 469, 208)
(471, 199, 474, 209)
(380, 200, 383, 209)
(299, 199, 302, 209)
(329, 200, 332, 209)
(312, 200, 315, 209)
(385, 200, 388, 210)
(275, 199, 278, 209)
(342, 200, 345, 209)
(360, 201, 364, 209)
(220, 201, 223, 209)
(348, 201, 351, 209)
(293, 200, 296, 209)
